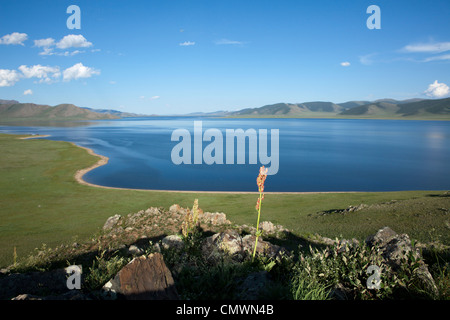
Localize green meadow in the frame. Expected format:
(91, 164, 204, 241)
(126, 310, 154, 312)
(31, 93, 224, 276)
(0, 133, 449, 268)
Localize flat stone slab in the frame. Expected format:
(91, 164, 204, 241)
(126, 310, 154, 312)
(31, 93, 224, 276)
(103, 253, 179, 300)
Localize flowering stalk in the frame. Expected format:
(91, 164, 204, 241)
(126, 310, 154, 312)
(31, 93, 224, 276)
(182, 199, 199, 238)
(252, 166, 268, 261)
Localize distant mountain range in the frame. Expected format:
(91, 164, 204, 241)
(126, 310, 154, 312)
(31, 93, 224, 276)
(1, 97, 449, 121)
(80, 107, 153, 118)
(226, 98, 450, 120)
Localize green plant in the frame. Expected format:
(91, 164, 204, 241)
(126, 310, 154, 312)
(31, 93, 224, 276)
(13, 247, 17, 266)
(291, 273, 331, 300)
(84, 249, 129, 291)
(181, 199, 200, 238)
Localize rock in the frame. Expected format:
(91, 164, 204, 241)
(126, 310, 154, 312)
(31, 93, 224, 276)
(319, 236, 337, 246)
(241, 235, 285, 259)
(203, 230, 244, 259)
(259, 221, 277, 234)
(169, 204, 181, 213)
(365, 226, 398, 248)
(12, 291, 91, 300)
(11, 294, 42, 300)
(330, 283, 353, 300)
(0, 268, 10, 276)
(200, 212, 231, 226)
(103, 214, 122, 231)
(128, 245, 143, 256)
(237, 271, 269, 300)
(347, 204, 368, 212)
(102, 253, 179, 300)
(161, 235, 184, 251)
(365, 227, 438, 297)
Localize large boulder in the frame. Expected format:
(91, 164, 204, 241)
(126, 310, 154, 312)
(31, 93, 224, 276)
(365, 227, 438, 297)
(102, 253, 179, 300)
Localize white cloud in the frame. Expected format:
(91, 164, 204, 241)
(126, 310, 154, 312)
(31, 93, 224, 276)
(215, 39, 244, 45)
(359, 53, 377, 65)
(18, 65, 61, 83)
(424, 80, 450, 98)
(39, 48, 84, 57)
(140, 95, 160, 100)
(23, 89, 33, 95)
(38, 47, 55, 56)
(34, 38, 55, 48)
(0, 32, 28, 45)
(0, 69, 21, 87)
(340, 62, 351, 67)
(402, 42, 450, 54)
(56, 34, 93, 49)
(63, 63, 100, 81)
(179, 41, 195, 46)
(423, 54, 450, 62)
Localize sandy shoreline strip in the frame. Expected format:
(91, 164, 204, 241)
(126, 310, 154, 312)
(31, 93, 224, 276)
(18, 134, 51, 140)
(20, 133, 359, 194)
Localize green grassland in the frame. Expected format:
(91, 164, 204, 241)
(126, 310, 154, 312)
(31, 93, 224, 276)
(0, 133, 449, 268)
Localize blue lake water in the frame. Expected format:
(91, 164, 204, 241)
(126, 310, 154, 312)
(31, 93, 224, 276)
(1, 118, 449, 192)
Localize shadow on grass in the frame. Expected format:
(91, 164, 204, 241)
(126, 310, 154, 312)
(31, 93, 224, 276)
(426, 192, 450, 198)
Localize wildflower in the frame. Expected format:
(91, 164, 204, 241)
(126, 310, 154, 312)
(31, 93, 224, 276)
(252, 166, 268, 261)
(256, 166, 268, 193)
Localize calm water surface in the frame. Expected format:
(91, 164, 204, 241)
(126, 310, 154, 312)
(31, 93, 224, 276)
(1, 118, 449, 192)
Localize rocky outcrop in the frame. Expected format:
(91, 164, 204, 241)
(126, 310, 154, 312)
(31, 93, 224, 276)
(202, 229, 285, 264)
(102, 253, 179, 300)
(365, 226, 438, 297)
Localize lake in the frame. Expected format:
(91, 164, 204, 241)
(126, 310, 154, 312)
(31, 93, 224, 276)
(1, 118, 449, 192)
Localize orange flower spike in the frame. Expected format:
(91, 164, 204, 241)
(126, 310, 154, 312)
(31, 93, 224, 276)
(256, 166, 268, 193)
(255, 198, 261, 211)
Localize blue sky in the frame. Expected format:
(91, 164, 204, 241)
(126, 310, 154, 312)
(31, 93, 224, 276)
(1, 0, 449, 114)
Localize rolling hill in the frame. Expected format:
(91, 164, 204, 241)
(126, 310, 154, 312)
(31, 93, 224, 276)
(0, 99, 19, 105)
(80, 107, 151, 118)
(0, 102, 119, 121)
(228, 98, 449, 120)
(340, 97, 450, 119)
(232, 101, 346, 117)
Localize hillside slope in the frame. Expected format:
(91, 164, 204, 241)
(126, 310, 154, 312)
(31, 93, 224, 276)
(0, 103, 119, 120)
(228, 98, 449, 119)
(340, 97, 450, 118)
